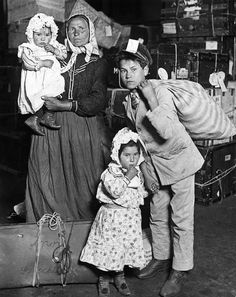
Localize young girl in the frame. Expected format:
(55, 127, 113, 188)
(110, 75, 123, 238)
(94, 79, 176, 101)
(17, 13, 67, 135)
(80, 127, 149, 297)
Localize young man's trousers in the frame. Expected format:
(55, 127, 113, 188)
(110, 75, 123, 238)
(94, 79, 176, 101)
(150, 174, 195, 271)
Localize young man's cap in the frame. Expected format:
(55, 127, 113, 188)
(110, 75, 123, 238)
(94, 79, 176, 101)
(118, 40, 153, 66)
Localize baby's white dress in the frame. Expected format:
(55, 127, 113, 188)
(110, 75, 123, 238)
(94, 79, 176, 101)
(18, 42, 65, 114)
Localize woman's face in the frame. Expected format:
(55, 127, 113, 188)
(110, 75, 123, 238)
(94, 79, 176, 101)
(33, 27, 52, 47)
(67, 17, 90, 47)
(119, 59, 148, 90)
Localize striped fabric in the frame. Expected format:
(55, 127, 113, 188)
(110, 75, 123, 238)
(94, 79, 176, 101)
(150, 79, 236, 140)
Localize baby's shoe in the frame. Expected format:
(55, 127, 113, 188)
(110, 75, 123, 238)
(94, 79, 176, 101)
(114, 272, 131, 296)
(98, 275, 110, 297)
(40, 112, 61, 129)
(25, 115, 45, 136)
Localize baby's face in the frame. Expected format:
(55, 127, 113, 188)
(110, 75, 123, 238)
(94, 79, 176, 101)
(119, 59, 146, 90)
(119, 145, 140, 170)
(33, 27, 52, 47)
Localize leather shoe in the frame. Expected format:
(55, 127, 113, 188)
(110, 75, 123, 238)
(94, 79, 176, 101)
(159, 269, 188, 297)
(137, 258, 171, 279)
(25, 115, 45, 136)
(40, 112, 61, 129)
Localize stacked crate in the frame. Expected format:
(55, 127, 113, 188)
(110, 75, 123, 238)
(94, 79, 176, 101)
(195, 140, 236, 205)
(7, 0, 65, 24)
(161, 0, 234, 38)
(105, 88, 130, 135)
(194, 86, 236, 205)
(7, 0, 65, 49)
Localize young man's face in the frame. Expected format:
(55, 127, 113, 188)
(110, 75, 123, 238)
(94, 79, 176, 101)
(33, 27, 52, 47)
(119, 59, 148, 90)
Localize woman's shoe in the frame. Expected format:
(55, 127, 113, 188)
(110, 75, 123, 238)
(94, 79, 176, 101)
(114, 272, 131, 296)
(6, 211, 25, 223)
(98, 276, 110, 297)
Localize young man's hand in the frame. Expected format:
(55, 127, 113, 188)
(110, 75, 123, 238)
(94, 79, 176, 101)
(138, 80, 158, 110)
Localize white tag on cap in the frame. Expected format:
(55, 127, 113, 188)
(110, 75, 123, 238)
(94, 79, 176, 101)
(126, 39, 139, 53)
(105, 25, 112, 36)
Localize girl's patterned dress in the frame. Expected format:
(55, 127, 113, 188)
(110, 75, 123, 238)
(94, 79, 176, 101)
(80, 163, 148, 271)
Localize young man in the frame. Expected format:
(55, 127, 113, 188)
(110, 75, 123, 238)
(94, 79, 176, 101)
(116, 40, 204, 297)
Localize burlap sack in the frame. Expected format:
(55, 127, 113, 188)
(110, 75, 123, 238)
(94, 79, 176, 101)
(150, 79, 236, 140)
(94, 13, 122, 49)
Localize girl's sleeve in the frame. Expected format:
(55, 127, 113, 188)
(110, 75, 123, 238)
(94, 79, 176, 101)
(145, 86, 176, 139)
(102, 168, 130, 199)
(19, 47, 39, 71)
(69, 58, 108, 117)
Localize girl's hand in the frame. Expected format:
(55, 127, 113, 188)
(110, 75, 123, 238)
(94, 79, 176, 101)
(138, 80, 158, 110)
(126, 166, 138, 181)
(42, 96, 71, 112)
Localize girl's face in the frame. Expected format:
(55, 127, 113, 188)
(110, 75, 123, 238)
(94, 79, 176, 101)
(67, 17, 90, 47)
(119, 145, 140, 170)
(119, 59, 148, 90)
(33, 27, 52, 47)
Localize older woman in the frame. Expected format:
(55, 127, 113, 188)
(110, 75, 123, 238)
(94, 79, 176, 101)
(25, 14, 111, 222)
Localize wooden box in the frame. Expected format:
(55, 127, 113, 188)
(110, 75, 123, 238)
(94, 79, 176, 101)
(195, 141, 236, 205)
(105, 88, 129, 134)
(7, 0, 65, 24)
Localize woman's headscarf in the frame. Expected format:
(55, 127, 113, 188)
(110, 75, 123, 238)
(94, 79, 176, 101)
(61, 14, 99, 73)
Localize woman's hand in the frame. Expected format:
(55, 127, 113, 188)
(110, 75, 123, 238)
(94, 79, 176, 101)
(137, 79, 158, 110)
(42, 96, 72, 112)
